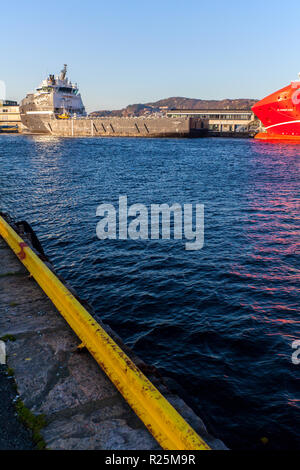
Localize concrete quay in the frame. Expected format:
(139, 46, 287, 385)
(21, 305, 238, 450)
(22, 116, 207, 138)
(0, 226, 227, 450)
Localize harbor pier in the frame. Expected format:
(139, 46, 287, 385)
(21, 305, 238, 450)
(0, 214, 226, 450)
(21, 116, 208, 138)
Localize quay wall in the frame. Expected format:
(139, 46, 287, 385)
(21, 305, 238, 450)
(46, 117, 206, 138)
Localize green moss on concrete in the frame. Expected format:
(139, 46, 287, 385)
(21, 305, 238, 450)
(0, 272, 24, 278)
(0, 334, 16, 342)
(6, 367, 14, 377)
(15, 399, 47, 450)
(3, 366, 47, 448)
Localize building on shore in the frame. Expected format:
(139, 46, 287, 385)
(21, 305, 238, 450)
(166, 109, 260, 135)
(0, 100, 22, 132)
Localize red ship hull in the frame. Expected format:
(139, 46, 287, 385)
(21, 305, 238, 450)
(252, 79, 300, 141)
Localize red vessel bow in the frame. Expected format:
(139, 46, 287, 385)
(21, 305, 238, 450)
(252, 76, 300, 141)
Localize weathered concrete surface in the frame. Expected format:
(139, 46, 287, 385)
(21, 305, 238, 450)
(0, 237, 227, 450)
(0, 365, 34, 450)
(52, 116, 194, 138)
(22, 116, 207, 138)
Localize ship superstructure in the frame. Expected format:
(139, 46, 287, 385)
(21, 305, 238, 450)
(20, 65, 86, 133)
(252, 73, 300, 140)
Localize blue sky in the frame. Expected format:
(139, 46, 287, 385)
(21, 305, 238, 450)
(1, 0, 300, 112)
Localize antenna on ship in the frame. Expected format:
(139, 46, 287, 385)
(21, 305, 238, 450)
(60, 64, 67, 81)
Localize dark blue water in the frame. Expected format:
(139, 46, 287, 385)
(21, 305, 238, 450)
(0, 134, 299, 449)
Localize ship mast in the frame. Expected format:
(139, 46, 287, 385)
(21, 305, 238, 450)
(59, 64, 67, 81)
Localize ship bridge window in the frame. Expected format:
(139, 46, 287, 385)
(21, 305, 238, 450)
(58, 87, 76, 94)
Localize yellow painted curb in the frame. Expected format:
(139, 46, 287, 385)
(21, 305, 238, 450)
(0, 215, 211, 450)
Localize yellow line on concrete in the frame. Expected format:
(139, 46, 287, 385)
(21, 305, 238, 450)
(0, 215, 211, 450)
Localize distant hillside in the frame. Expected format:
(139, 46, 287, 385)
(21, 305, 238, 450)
(90, 97, 258, 117)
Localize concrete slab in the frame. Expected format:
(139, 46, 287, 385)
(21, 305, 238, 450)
(0, 365, 34, 450)
(0, 297, 68, 337)
(0, 246, 27, 276)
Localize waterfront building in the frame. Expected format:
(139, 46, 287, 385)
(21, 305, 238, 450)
(0, 100, 22, 132)
(166, 109, 260, 134)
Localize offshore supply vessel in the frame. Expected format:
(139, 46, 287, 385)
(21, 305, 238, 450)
(253, 73, 300, 141)
(20, 65, 86, 133)
(20, 65, 206, 138)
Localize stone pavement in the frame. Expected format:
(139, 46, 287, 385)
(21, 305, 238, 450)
(0, 237, 226, 450)
(0, 364, 35, 450)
